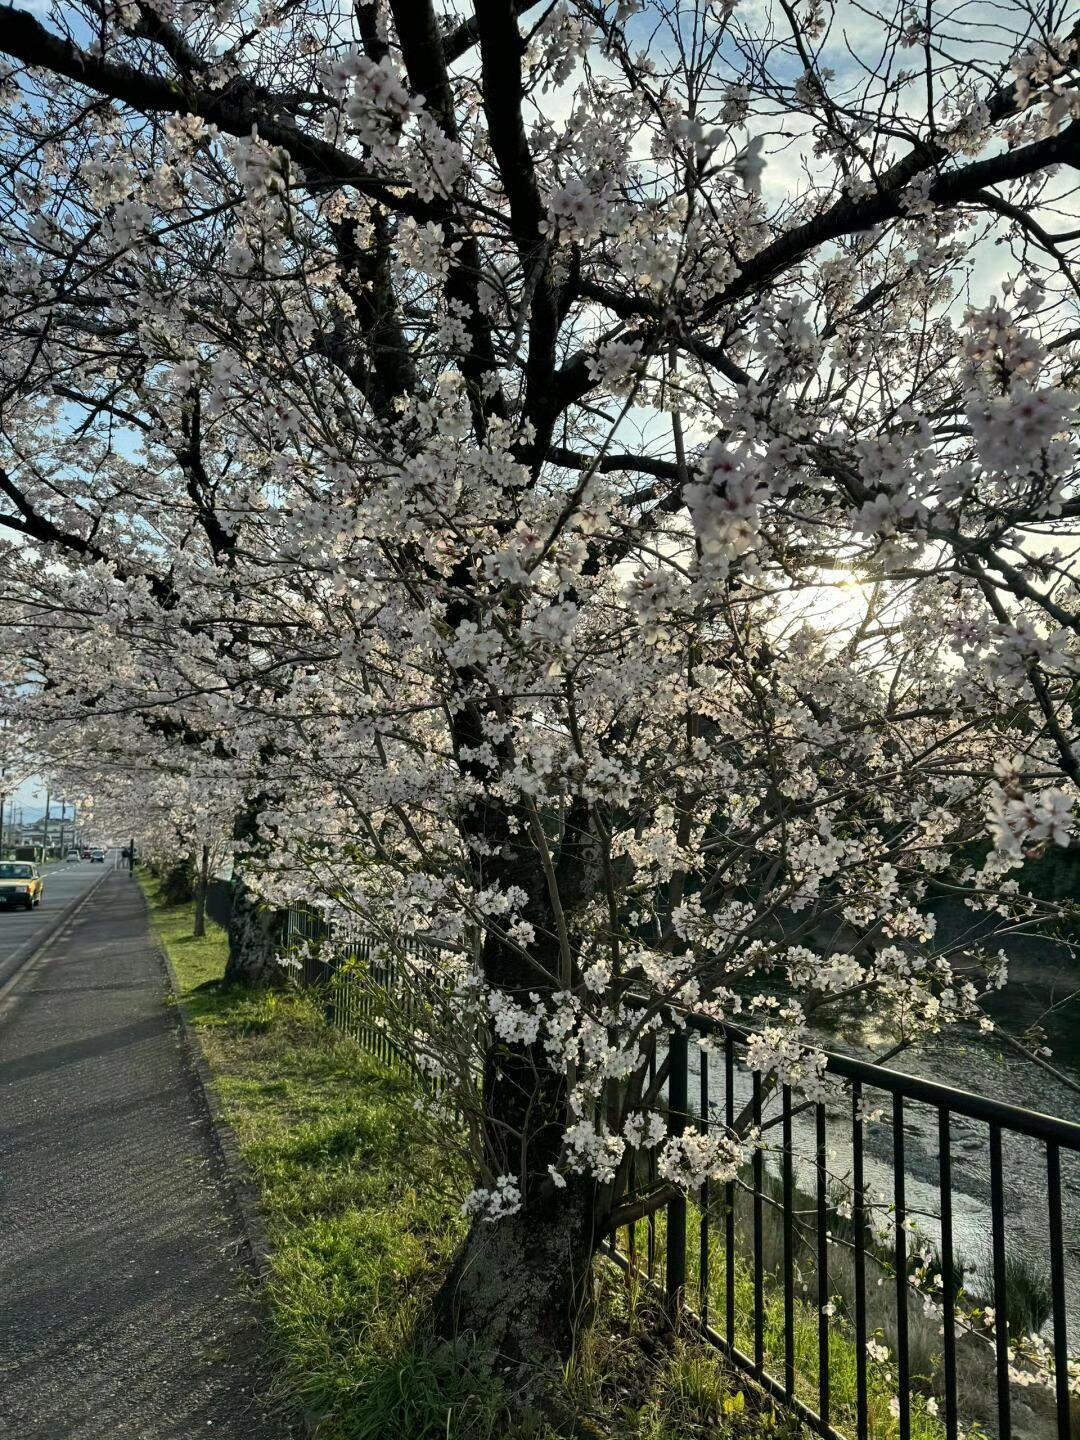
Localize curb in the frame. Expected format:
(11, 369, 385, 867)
(139, 885, 276, 1287)
(138, 883, 316, 1438)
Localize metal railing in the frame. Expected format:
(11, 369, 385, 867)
(628, 1019, 1080, 1440)
(281, 903, 464, 1087)
(281, 905, 1080, 1440)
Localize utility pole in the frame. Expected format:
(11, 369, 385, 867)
(129, 836, 135, 874)
(42, 790, 50, 859)
(57, 798, 66, 857)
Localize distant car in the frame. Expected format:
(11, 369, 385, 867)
(66, 850, 81, 864)
(90, 849, 106, 863)
(80, 848, 91, 860)
(0, 861, 44, 910)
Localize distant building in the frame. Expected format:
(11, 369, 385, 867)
(6, 816, 79, 855)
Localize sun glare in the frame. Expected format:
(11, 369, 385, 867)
(774, 569, 878, 637)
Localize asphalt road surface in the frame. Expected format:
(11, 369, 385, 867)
(0, 869, 288, 1438)
(0, 854, 117, 986)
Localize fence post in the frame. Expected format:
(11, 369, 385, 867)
(666, 1028, 688, 1316)
(319, 913, 336, 1028)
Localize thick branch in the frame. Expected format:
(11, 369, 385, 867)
(0, 7, 428, 216)
(473, 0, 560, 450)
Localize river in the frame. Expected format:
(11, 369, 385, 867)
(686, 912, 1080, 1344)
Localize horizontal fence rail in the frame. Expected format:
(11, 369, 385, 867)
(281, 905, 1080, 1440)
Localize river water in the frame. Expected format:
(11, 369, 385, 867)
(685, 914, 1080, 1341)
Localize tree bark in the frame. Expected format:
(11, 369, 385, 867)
(429, 819, 605, 1380)
(432, 680, 617, 1376)
(193, 842, 210, 938)
(224, 790, 286, 986)
(434, 1173, 598, 1380)
(224, 874, 284, 987)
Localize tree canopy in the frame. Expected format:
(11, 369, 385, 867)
(3, 0, 1080, 1364)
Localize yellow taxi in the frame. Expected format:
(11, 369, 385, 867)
(0, 861, 44, 911)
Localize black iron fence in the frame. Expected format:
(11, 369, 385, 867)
(281, 905, 1080, 1440)
(626, 1020, 1080, 1440)
(281, 903, 465, 1086)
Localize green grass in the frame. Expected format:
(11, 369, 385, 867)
(144, 876, 481, 1436)
(143, 875, 816, 1440)
(673, 1200, 946, 1440)
(995, 1250, 1054, 1339)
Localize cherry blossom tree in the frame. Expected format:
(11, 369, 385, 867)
(3, 0, 1080, 1378)
(19, 707, 238, 907)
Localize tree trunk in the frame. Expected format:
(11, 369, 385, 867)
(429, 912, 601, 1386)
(224, 875, 284, 987)
(435, 713, 616, 1388)
(193, 843, 210, 938)
(431, 915, 601, 1389)
(434, 1173, 598, 1381)
(224, 789, 285, 987)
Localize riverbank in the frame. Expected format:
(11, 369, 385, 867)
(146, 878, 814, 1440)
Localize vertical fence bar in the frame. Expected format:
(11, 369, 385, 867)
(666, 1029, 688, 1314)
(816, 1101, 830, 1430)
(381, 953, 388, 1060)
(725, 1034, 735, 1349)
(370, 944, 378, 1055)
(1046, 1143, 1070, 1440)
(385, 946, 392, 1059)
(700, 1049, 710, 1324)
(782, 1086, 795, 1400)
(357, 933, 365, 1048)
(852, 1082, 868, 1440)
(753, 1070, 764, 1375)
(377, 944, 385, 1061)
(648, 1045, 657, 1280)
(939, 1111, 958, 1440)
(365, 939, 372, 1053)
(989, 1125, 1011, 1440)
(324, 934, 337, 1028)
(893, 1093, 910, 1440)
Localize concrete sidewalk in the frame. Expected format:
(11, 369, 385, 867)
(0, 872, 288, 1438)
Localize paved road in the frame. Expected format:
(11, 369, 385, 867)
(0, 855, 117, 985)
(0, 870, 288, 1439)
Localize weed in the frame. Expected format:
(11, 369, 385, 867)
(968, 1249, 1054, 1339)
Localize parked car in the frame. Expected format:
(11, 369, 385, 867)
(90, 849, 106, 863)
(66, 850, 81, 864)
(0, 861, 44, 910)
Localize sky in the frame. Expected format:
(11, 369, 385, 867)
(7, 776, 51, 818)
